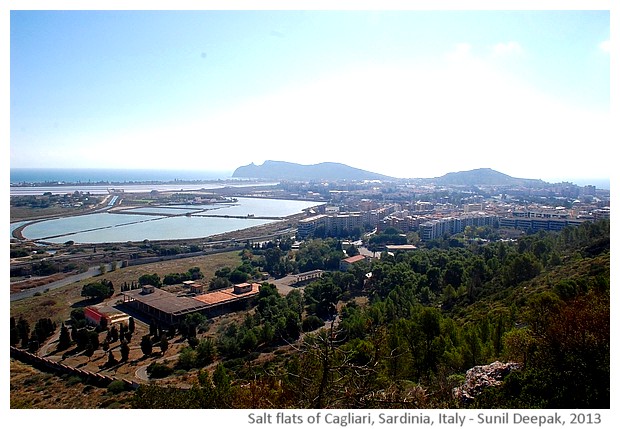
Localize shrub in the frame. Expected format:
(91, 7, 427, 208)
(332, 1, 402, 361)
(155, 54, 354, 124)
(302, 315, 324, 332)
(107, 380, 127, 394)
(146, 362, 174, 379)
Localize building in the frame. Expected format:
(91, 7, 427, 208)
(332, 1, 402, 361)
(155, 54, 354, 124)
(385, 244, 417, 253)
(499, 216, 585, 232)
(121, 282, 261, 326)
(340, 254, 367, 271)
(190, 283, 204, 294)
(419, 213, 499, 241)
(121, 286, 210, 326)
(293, 269, 324, 285)
(84, 305, 130, 328)
(297, 214, 328, 239)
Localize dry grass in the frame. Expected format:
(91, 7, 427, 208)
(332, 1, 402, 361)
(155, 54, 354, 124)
(10, 359, 134, 409)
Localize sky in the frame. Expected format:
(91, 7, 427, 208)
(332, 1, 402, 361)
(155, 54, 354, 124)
(5, 1, 615, 183)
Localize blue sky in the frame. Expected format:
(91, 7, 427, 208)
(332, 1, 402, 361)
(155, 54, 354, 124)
(6, 3, 613, 182)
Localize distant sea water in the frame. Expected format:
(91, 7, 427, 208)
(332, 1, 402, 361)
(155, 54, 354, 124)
(566, 178, 611, 191)
(10, 168, 234, 184)
(10, 168, 611, 190)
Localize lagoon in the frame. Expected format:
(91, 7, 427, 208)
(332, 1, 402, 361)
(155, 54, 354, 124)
(14, 197, 319, 244)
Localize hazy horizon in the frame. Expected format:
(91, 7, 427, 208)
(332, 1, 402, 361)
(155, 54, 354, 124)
(9, 164, 611, 190)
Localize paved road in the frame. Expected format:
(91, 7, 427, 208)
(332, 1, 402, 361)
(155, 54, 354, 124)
(10, 265, 106, 302)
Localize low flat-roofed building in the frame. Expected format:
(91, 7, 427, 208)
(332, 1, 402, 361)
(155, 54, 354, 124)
(122, 281, 264, 326)
(122, 287, 210, 326)
(340, 254, 367, 271)
(293, 269, 324, 284)
(194, 283, 260, 306)
(194, 283, 261, 317)
(190, 283, 204, 294)
(84, 304, 129, 327)
(385, 244, 417, 252)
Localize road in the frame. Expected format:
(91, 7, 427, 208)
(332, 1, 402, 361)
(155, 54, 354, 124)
(10, 265, 106, 302)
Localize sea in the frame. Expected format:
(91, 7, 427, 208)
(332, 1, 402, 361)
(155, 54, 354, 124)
(10, 168, 235, 184)
(10, 168, 611, 190)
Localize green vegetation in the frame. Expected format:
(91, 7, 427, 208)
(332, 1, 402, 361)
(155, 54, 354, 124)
(129, 219, 609, 409)
(81, 279, 114, 300)
(11, 220, 609, 409)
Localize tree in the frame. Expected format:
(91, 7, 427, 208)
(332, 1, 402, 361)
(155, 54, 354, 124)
(196, 338, 216, 367)
(140, 335, 153, 357)
(17, 317, 30, 348)
(83, 343, 95, 360)
(120, 341, 130, 361)
(210, 276, 232, 290)
(10, 317, 20, 347)
(188, 266, 203, 280)
(159, 333, 169, 355)
(28, 333, 40, 353)
(212, 363, 232, 407)
(139, 273, 161, 287)
(346, 244, 359, 257)
(81, 280, 114, 300)
(176, 346, 197, 370)
(229, 269, 249, 284)
(505, 252, 542, 285)
(57, 323, 72, 351)
(106, 350, 118, 367)
(107, 325, 119, 343)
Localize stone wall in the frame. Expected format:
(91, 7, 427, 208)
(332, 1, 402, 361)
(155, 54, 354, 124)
(10, 346, 139, 390)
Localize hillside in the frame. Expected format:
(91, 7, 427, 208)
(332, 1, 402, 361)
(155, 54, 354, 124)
(10, 218, 609, 409)
(232, 160, 394, 181)
(233, 162, 551, 187)
(427, 168, 547, 187)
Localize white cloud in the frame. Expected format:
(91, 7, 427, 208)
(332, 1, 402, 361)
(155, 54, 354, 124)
(492, 41, 523, 56)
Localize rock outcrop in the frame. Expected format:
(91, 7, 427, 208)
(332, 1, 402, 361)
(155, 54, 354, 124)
(452, 361, 521, 404)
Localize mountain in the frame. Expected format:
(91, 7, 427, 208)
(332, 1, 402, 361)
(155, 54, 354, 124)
(427, 168, 547, 187)
(232, 161, 395, 181)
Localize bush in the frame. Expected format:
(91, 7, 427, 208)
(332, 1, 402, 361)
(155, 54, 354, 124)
(65, 375, 83, 386)
(107, 380, 127, 394)
(302, 315, 324, 332)
(146, 362, 174, 379)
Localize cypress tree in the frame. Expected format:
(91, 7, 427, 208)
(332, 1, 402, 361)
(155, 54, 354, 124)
(57, 323, 72, 351)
